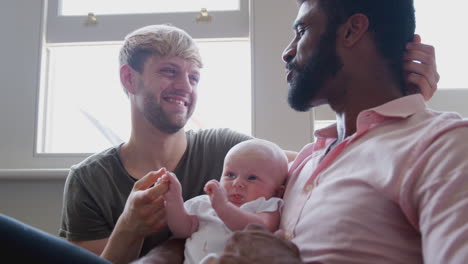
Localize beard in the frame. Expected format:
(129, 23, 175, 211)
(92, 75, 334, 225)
(141, 91, 193, 134)
(287, 27, 343, 112)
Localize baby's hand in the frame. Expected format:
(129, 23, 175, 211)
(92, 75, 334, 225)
(204, 180, 228, 210)
(159, 171, 182, 202)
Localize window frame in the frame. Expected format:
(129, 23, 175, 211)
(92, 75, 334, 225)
(46, 0, 249, 43)
(37, 0, 251, 157)
(4, 0, 315, 178)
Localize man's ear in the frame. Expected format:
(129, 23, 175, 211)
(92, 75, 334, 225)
(120, 64, 138, 95)
(275, 185, 286, 198)
(340, 13, 369, 47)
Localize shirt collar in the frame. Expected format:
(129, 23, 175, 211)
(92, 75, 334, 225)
(314, 94, 427, 140)
(366, 94, 426, 118)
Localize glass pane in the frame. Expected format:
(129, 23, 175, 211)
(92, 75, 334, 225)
(40, 39, 251, 153)
(60, 0, 240, 15)
(415, 0, 468, 89)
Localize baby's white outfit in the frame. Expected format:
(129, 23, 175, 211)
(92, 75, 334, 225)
(182, 195, 283, 264)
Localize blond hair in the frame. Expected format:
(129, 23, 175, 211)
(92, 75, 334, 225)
(119, 24, 203, 73)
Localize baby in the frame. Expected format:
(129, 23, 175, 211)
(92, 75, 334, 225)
(160, 138, 289, 264)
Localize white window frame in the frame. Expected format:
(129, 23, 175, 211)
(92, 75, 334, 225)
(46, 0, 249, 43)
(38, 0, 251, 156)
(42, 0, 251, 151)
(0, 0, 315, 178)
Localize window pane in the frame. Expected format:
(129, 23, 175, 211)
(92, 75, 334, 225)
(415, 0, 468, 89)
(60, 0, 240, 15)
(39, 39, 251, 153)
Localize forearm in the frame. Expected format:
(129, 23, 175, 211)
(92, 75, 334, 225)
(166, 198, 198, 238)
(131, 238, 186, 264)
(101, 221, 144, 264)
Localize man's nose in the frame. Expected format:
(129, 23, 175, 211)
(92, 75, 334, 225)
(282, 40, 297, 63)
(174, 74, 193, 92)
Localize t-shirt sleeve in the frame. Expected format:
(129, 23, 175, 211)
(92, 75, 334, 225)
(218, 128, 253, 151)
(240, 197, 284, 214)
(59, 167, 111, 241)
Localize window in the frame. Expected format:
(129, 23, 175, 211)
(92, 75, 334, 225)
(60, 0, 240, 15)
(38, 0, 250, 153)
(0, 1, 312, 174)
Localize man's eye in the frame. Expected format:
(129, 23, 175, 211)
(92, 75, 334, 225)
(295, 25, 307, 37)
(161, 68, 177, 75)
(297, 28, 306, 37)
(247, 176, 258, 181)
(189, 75, 199, 84)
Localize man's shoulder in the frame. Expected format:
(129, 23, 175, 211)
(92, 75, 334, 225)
(69, 145, 121, 175)
(416, 108, 468, 134)
(186, 128, 250, 139)
(186, 128, 253, 145)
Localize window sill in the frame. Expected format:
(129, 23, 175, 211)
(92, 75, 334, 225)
(0, 169, 69, 180)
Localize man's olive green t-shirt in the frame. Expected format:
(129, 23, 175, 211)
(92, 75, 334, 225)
(59, 128, 252, 255)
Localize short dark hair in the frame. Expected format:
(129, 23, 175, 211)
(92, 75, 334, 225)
(318, 0, 415, 91)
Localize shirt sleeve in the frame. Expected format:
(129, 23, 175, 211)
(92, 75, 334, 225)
(59, 167, 111, 241)
(407, 127, 468, 263)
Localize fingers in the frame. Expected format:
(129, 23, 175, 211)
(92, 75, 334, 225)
(134, 168, 167, 191)
(204, 180, 219, 194)
(403, 48, 434, 66)
(406, 42, 436, 59)
(147, 180, 169, 200)
(403, 62, 437, 98)
(403, 38, 439, 101)
(403, 61, 436, 85)
(405, 43, 439, 82)
(165, 172, 180, 185)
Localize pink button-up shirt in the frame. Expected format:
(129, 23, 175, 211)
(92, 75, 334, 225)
(281, 95, 468, 263)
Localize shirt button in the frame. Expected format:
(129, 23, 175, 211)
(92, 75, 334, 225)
(304, 184, 313, 192)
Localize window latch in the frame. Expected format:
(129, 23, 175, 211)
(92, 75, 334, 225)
(196, 8, 212, 23)
(85, 12, 98, 26)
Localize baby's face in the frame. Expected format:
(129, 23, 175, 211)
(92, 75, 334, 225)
(220, 151, 284, 207)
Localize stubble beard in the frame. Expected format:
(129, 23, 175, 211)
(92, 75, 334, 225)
(142, 92, 193, 134)
(287, 27, 343, 112)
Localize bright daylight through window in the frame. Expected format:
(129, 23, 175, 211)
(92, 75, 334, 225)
(38, 0, 250, 154)
(60, 0, 239, 15)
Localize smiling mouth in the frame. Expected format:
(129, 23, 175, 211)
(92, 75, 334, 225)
(164, 97, 188, 107)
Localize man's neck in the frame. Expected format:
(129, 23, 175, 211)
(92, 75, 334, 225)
(120, 127, 188, 180)
(330, 65, 403, 142)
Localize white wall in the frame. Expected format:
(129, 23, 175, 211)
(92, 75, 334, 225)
(0, 0, 309, 235)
